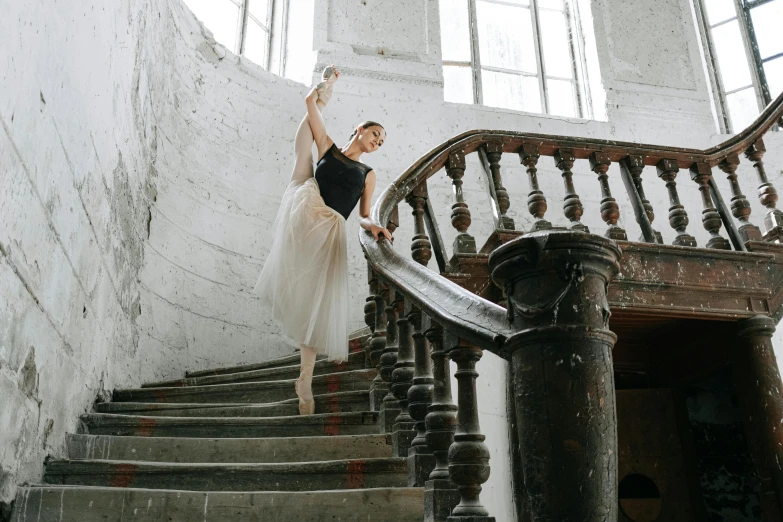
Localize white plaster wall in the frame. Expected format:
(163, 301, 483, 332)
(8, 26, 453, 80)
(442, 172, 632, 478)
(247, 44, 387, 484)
(0, 0, 162, 505)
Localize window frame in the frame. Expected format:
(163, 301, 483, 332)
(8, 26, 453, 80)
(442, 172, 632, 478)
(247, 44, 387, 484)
(443, 0, 593, 119)
(693, 0, 779, 132)
(233, 0, 276, 70)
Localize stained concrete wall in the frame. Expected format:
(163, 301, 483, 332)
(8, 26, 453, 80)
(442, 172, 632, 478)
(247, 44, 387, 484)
(2, 0, 782, 516)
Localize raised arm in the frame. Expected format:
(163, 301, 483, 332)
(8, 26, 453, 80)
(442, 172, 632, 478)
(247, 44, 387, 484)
(305, 89, 334, 160)
(358, 170, 393, 241)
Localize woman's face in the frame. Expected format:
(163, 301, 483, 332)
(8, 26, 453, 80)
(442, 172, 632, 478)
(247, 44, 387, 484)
(356, 125, 386, 153)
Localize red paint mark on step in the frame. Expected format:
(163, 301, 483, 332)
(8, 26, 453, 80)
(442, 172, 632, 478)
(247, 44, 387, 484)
(324, 415, 342, 436)
(111, 464, 138, 488)
(327, 394, 340, 414)
(325, 374, 341, 394)
(335, 361, 347, 372)
(152, 389, 169, 402)
(349, 338, 362, 353)
(135, 417, 157, 437)
(346, 460, 366, 489)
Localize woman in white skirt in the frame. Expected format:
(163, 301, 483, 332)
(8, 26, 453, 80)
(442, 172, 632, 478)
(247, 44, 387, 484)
(254, 66, 391, 415)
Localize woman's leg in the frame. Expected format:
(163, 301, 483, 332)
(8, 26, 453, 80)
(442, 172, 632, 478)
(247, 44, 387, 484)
(289, 98, 328, 185)
(296, 345, 318, 415)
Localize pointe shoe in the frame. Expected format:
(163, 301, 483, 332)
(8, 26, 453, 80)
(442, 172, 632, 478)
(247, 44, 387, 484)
(315, 65, 338, 107)
(295, 379, 315, 416)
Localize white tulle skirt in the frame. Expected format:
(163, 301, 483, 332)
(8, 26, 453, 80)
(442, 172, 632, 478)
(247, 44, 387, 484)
(253, 178, 349, 361)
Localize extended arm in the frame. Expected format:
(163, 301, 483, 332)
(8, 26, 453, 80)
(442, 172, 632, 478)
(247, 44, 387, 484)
(305, 89, 334, 160)
(359, 171, 393, 241)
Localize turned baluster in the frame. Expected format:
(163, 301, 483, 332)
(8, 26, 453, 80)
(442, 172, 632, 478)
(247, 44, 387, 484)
(446, 150, 477, 254)
(369, 279, 390, 411)
(745, 138, 783, 240)
(363, 266, 378, 369)
(387, 204, 400, 237)
(485, 139, 514, 230)
(424, 319, 460, 522)
(655, 159, 697, 247)
(446, 335, 494, 521)
(380, 289, 404, 432)
(589, 152, 627, 240)
(554, 148, 589, 232)
(625, 155, 662, 243)
(690, 162, 731, 250)
(718, 152, 762, 242)
(407, 305, 435, 486)
(391, 298, 416, 455)
(407, 182, 433, 266)
(519, 142, 552, 231)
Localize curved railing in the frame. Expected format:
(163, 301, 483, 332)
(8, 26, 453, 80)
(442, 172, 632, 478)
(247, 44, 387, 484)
(358, 91, 783, 521)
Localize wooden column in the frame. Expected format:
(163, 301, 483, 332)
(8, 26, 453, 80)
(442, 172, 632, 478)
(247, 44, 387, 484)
(446, 150, 477, 254)
(489, 230, 621, 521)
(380, 290, 404, 432)
(391, 299, 416, 455)
(718, 152, 762, 242)
(519, 142, 552, 231)
(485, 139, 514, 230)
(364, 266, 378, 369)
(732, 315, 783, 521)
(446, 334, 494, 522)
(589, 152, 627, 240)
(690, 162, 731, 250)
(656, 159, 697, 247)
(408, 183, 433, 266)
(554, 148, 589, 232)
(424, 319, 460, 522)
(745, 138, 783, 241)
(407, 306, 435, 486)
(368, 279, 389, 411)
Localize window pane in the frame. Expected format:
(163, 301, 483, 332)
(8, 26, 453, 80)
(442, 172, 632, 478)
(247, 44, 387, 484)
(765, 57, 783, 99)
(439, 0, 472, 62)
(726, 87, 760, 131)
(704, 0, 736, 25)
(538, 0, 563, 9)
(183, 0, 240, 51)
(443, 66, 475, 103)
(244, 18, 268, 66)
(547, 78, 577, 117)
(482, 70, 542, 113)
(477, 1, 537, 73)
(248, 0, 270, 25)
(540, 9, 573, 79)
(750, 1, 783, 59)
(285, 0, 316, 85)
(711, 20, 753, 91)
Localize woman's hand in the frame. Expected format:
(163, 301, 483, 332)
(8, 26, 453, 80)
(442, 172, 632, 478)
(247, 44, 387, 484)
(370, 224, 393, 242)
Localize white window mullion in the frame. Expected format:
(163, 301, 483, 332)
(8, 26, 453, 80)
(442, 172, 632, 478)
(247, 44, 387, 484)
(563, 0, 584, 118)
(732, 0, 767, 112)
(529, 0, 550, 114)
(694, 0, 732, 132)
(237, 0, 250, 55)
(468, 0, 484, 105)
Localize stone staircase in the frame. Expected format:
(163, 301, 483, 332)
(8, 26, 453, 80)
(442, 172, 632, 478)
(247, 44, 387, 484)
(10, 334, 425, 521)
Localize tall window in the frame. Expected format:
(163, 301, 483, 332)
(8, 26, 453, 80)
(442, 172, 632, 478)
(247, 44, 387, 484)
(695, 0, 783, 132)
(183, 0, 316, 85)
(184, 0, 274, 68)
(439, 0, 594, 119)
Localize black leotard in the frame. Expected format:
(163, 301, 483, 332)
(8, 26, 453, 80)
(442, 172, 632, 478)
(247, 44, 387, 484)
(315, 143, 373, 220)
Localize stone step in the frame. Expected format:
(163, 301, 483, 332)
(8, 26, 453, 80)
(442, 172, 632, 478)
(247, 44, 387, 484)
(44, 458, 408, 491)
(185, 332, 370, 378)
(95, 390, 370, 417)
(66, 433, 392, 463)
(112, 369, 375, 404)
(11, 486, 424, 522)
(80, 412, 380, 438)
(143, 351, 366, 388)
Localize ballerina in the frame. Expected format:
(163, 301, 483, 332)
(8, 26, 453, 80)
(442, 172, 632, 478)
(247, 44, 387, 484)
(254, 65, 391, 415)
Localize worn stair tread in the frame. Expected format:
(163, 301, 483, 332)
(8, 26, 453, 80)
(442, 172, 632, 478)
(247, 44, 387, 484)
(81, 411, 380, 438)
(112, 369, 376, 404)
(95, 390, 369, 417)
(185, 332, 369, 378)
(44, 457, 408, 491)
(12, 485, 424, 522)
(67, 433, 393, 463)
(143, 351, 365, 388)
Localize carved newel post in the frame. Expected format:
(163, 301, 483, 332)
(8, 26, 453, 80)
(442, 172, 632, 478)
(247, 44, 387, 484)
(488, 230, 622, 521)
(732, 316, 783, 521)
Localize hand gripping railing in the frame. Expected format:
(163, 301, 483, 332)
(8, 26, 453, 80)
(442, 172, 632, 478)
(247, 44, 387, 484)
(359, 91, 783, 522)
